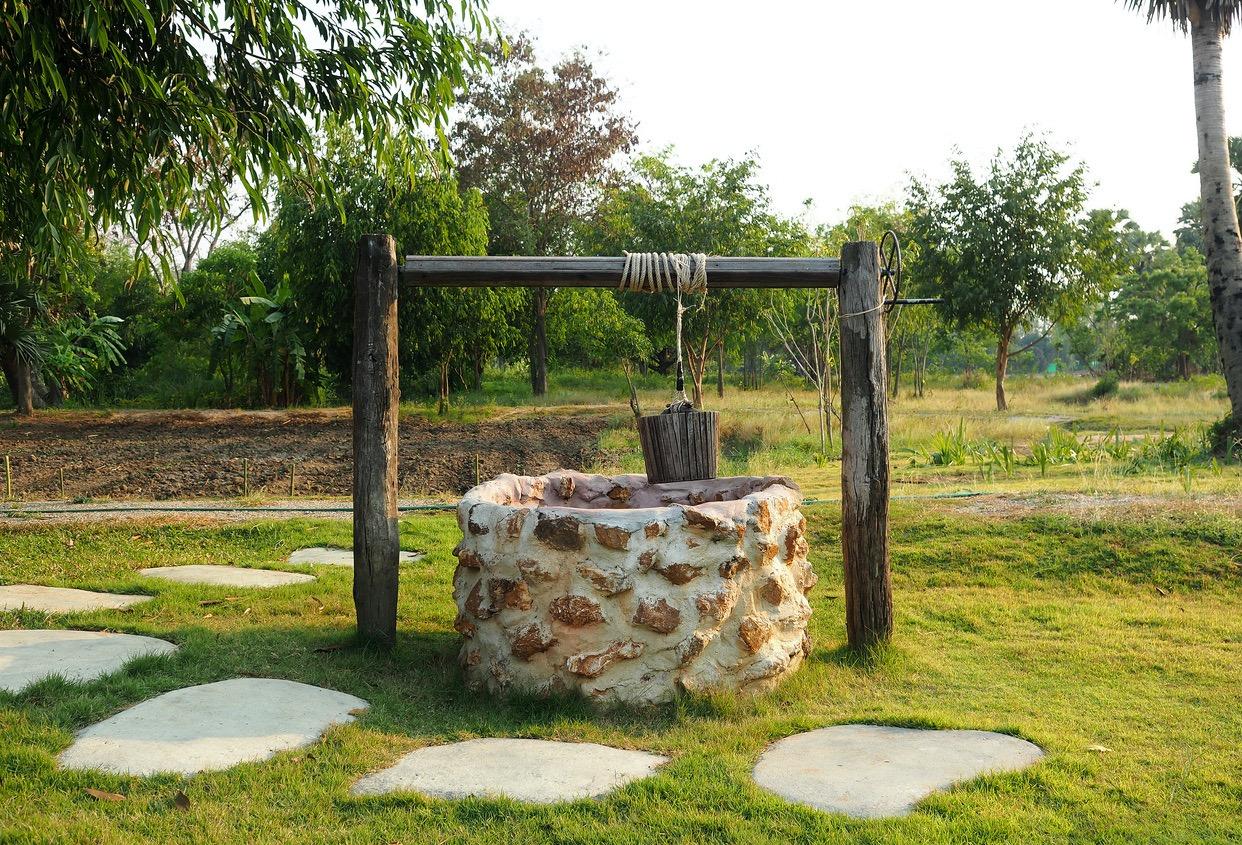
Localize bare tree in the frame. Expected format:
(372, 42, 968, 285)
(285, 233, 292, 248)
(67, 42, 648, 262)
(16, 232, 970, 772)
(765, 290, 839, 456)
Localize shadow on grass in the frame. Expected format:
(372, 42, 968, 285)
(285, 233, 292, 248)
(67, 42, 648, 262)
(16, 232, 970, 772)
(1, 621, 686, 743)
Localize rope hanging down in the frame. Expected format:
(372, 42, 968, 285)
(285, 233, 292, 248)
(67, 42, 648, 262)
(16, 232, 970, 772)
(619, 252, 707, 410)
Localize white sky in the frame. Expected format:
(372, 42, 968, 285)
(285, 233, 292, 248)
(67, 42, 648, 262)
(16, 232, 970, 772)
(487, 0, 1242, 239)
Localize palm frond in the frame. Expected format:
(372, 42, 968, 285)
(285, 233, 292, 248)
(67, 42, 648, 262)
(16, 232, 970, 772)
(1123, 0, 1242, 34)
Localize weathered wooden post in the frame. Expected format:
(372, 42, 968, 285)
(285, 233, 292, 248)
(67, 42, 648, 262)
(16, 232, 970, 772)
(352, 234, 401, 646)
(838, 241, 892, 650)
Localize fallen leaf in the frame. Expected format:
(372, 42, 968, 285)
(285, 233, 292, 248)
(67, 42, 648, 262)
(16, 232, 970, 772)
(129, 534, 142, 541)
(85, 787, 125, 802)
(1087, 744, 1112, 753)
(202, 613, 214, 619)
(348, 707, 367, 716)
(198, 599, 224, 607)
(1155, 586, 1169, 596)
(173, 791, 190, 811)
(314, 644, 345, 654)
(242, 607, 251, 615)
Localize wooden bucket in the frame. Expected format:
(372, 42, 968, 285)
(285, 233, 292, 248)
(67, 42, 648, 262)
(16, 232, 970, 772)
(636, 409, 719, 484)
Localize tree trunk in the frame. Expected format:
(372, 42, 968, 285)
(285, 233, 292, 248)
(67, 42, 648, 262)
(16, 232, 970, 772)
(1, 348, 34, 417)
(716, 341, 725, 398)
(530, 288, 549, 397)
(995, 325, 1014, 412)
(1191, 11, 1242, 424)
(438, 357, 451, 415)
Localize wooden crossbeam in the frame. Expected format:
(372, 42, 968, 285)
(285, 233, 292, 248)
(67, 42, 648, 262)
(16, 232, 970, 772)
(399, 255, 841, 288)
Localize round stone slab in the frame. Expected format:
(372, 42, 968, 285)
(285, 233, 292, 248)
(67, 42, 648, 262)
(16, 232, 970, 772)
(0, 630, 177, 693)
(0, 584, 151, 614)
(58, 677, 368, 776)
(288, 547, 422, 567)
(139, 565, 315, 588)
(351, 738, 668, 803)
(753, 724, 1044, 818)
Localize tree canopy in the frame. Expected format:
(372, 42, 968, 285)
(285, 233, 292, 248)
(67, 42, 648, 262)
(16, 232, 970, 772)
(908, 135, 1125, 410)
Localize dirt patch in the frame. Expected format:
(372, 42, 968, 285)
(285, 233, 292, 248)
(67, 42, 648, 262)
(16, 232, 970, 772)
(951, 492, 1242, 518)
(0, 409, 609, 501)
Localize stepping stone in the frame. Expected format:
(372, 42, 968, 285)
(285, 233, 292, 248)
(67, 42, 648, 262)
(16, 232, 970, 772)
(59, 677, 367, 776)
(288, 547, 422, 567)
(0, 630, 177, 693)
(0, 584, 151, 614)
(139, 565, 314, 588)
(351, 738, 668, 803)
(752, 724, 1044, 818)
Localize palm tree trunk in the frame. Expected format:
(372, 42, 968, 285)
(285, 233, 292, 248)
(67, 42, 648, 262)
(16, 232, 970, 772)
(1191, 12, 1242, 423)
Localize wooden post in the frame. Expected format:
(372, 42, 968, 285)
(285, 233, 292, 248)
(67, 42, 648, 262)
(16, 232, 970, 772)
(352, 234, 401, 647)
(838, 241, 892, 650)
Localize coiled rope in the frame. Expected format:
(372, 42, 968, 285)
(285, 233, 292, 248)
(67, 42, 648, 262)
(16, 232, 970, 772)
(619, 252, 708, 409)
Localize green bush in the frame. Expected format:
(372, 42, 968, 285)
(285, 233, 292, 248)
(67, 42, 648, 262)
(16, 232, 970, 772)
(1090, 372, 1120, 399)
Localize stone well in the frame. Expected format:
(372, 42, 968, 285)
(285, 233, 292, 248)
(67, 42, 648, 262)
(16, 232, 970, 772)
(451, 470, 817, 705)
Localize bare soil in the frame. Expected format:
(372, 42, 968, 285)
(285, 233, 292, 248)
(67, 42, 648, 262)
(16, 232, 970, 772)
(0, 409, 610, 501)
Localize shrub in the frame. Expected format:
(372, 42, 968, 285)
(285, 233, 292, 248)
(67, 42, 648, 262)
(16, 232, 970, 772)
(1090, 372, 1120, 399)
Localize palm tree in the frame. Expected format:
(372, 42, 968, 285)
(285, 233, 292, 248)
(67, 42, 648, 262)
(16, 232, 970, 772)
(1124, 1, 1242, 436)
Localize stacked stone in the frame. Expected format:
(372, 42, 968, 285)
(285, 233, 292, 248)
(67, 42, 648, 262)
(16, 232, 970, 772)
(452, 470, 817, 705)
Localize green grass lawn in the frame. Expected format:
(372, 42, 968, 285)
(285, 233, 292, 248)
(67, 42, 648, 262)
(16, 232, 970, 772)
(0, 505, 1239, 844)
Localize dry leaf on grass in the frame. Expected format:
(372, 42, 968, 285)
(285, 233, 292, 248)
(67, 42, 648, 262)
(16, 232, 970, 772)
(85, 788, 124, 802)
(173, 791, 191, 811)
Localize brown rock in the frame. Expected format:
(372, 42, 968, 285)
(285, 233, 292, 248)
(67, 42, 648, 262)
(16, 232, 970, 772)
(687, 489, 706, 505)
(517, 557, 556, 581)
(488, 578, 533, 611)
(632, 597, 682, 634)
(719, 555, 750, 579)
(784, 523, 809, 560)
(683, 507, 722, 532)
(638, 549, 660, 572)
(606, 484, 631, 504)
(758, 541, 779, 565)
(760, 576, 787, 606)
(504, 509, 530, 539)
(549, 594, 605, 626)
(694, 586, 737, 621)
(556, 474, 576, 500)
(455, 546, 485, 569)
(675, 631, 710, 665)
(801, 630, 813, 657)
(534, 513, 583, 551)
(509, 622, 557, 660)
(753, 500, 773, 533)
(576, 562, 633, 596)
(738, 616, 772, 653)
(594, 524, 631, 551)
(654, 560, 705, 585)
(453, 613, 477, 637)
(464, 580, 493, 619)
(565, 639, 644, 678)
(463, 648, 481, 667)
(643, 521, 664, 539)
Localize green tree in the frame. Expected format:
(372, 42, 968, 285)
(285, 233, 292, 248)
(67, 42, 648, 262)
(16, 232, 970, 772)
(452, 34, 636, 397)
(0, 0, 490, 413)
(266, 127, 519, 410)
(1123, 1, 1242, 434)
(1110, 247, 1216, 379)
(585, 152, 812, 407)
(908, 135, 1125, 410)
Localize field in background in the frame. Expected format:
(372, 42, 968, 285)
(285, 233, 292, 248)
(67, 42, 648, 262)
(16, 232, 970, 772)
(412, 370, 1238, 501)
